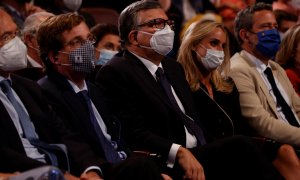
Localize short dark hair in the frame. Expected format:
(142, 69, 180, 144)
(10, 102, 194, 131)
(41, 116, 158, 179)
(274, 10, 298, 31)
(90, 23, 119, 46)
(119, 0, 161, 47)
(234, 2, 273, 45)
(37, 13, 85, 73)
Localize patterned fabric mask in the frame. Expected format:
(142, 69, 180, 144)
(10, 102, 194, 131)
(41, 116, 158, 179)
(60, 41, 95, 74)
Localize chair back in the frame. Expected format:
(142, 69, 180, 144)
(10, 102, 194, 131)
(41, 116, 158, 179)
(81, 7, 119, 26)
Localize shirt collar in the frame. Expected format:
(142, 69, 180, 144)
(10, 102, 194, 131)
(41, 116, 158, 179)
(242, 50, 271, 73)
(129, 51, 163, 76)
(67, 79, 88, 93)
(0, 75, 12, 84)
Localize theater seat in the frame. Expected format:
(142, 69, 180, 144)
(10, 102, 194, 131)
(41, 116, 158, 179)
(80, 7, 119, 26)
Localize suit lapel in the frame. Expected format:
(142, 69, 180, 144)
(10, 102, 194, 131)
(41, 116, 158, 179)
(126, 52, 176, 110)
(239, 52, 278, 116)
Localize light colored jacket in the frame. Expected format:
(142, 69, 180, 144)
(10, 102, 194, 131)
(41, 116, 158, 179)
(229, 51, 300, 146)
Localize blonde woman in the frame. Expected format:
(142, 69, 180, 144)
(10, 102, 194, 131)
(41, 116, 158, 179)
(178, 20, 252, 140)
(276, 24, 300, 96)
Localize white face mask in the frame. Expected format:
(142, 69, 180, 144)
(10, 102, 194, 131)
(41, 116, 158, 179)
(138, 25, 174, 55)
(63, 0, 82, 12)
(95, 49, 118, 65)
(0, 37, 27, 71)
(196, 45, 224, 71)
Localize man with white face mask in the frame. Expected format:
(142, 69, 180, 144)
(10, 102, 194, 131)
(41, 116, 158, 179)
(96, 1, 285, 180)
(0, 8, 89, 180)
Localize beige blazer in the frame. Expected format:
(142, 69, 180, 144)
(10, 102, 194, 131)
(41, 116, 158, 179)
(230, 51, 300, 146)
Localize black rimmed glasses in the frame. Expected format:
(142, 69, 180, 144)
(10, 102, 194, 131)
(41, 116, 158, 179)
(137, 18, 175, 30)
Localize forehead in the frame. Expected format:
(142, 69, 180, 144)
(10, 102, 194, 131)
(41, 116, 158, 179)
(100, 34, 120, 43)
(61, 22, 90, 41)
(199, 27, 227, 44)
(207, 27, 226, 41)
(252, 10, 276, 27)
(0, 11, 17, 35)
(281, 20, 296, 29)
(136, 8, 168, 23)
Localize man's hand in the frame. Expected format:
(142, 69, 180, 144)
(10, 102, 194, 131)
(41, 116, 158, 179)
(176, 147, 205, 180)
(64, 172, 80, 180)
(0, 172, 20, 180)
(80, 171, 103, 180)
(161, 173, 172, 180)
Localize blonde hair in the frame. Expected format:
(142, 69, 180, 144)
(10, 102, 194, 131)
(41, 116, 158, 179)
(276, 24, 300, 68)
(177, 20, 233, 93)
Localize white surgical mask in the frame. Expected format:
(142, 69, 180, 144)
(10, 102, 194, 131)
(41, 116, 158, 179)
(138, 25, 174, 55)
(196, 45, 224, 71)
(63, 0, 82, 12)
(95, 49, 118, 65)
(0, 37, 27, 71)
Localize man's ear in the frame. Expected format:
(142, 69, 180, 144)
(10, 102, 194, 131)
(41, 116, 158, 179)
(239, 29, 249, 43)
(48, 51, 59, 64)
(24, 34, 35, 46)
(128, 30, 138, 45)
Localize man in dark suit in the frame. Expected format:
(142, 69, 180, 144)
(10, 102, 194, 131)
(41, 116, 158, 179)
(95, 1, 285, 180)
(0, 8, 106, 180)
(36, 13, 167, 180)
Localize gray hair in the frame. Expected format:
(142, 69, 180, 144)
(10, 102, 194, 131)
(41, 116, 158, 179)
(119, 0, 161, 47)
(234, 2, 273, 45)
(22, 11, 54, 38)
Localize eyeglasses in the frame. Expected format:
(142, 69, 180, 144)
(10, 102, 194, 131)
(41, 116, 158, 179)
(64, 34, 96, 50)
(137, 18, 175, 30)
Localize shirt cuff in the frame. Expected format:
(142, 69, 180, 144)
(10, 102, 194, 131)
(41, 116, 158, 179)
(166, 143, 181, 168)
(83, 166, 102, 177)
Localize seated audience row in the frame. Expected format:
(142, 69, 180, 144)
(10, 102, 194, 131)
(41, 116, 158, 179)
(1, 1, 300, 180)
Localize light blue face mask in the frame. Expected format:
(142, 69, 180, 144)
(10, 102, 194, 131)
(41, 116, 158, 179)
(95, 49, 118, 65)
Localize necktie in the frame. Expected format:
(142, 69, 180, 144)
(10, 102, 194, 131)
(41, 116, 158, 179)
(1, 80, 38, 140)
(264, 67, 300, 127)
(155, 67, 206, 145)
(78, 90, 121, 163)
(0, 80, 69, 169)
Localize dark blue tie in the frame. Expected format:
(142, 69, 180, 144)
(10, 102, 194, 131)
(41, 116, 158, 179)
(78, 90, 121, 163)
(264, 68, 300, 127)
(0, 80, 69, 169)
(155, 67, 206, 145)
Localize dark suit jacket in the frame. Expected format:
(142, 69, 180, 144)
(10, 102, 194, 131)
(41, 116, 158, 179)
(38, 72, 130, 174)
(95, 50, 205, 161)
(95, 51, 286, 180)
(0, 74, 103, 175)
(192, 83, 253, 142)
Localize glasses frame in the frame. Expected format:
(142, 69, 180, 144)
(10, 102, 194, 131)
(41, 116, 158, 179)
(137, 18, 175, 30)
(63, 34, 97, 50)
